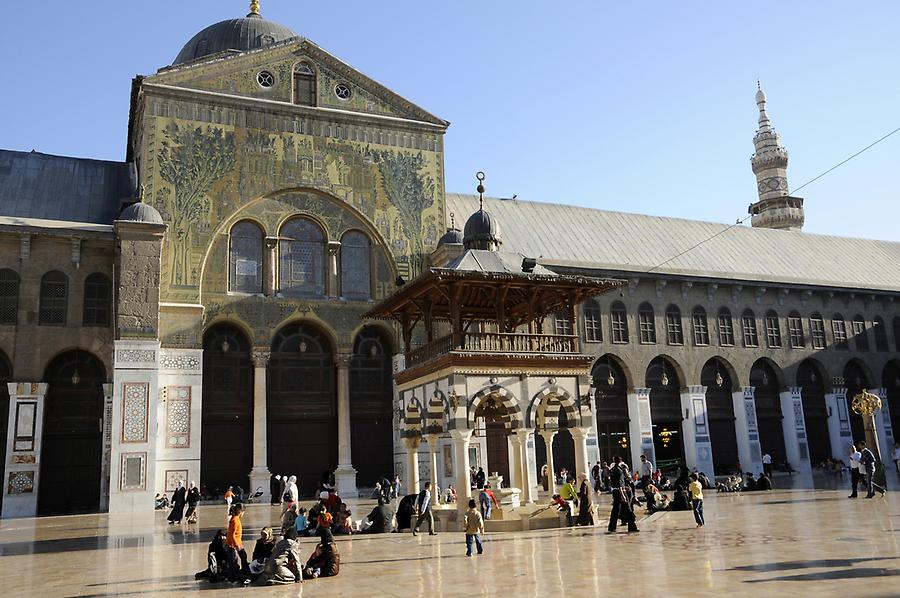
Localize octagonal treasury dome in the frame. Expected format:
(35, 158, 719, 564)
(173, 8, 298, 66)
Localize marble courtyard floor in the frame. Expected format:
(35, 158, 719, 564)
(1, 484, 899, 597)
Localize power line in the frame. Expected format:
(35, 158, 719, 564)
(645, 124, 900, 274)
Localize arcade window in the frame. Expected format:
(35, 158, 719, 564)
(717, 308, 734, 346)
(293, 62, 316, 106)
(692, 306, 709, 346)
(787, 312, 805, 348)
(873, 317, 889, 352)
(554, 310, 573, 336)
(832, 315, 848, 350)
(764, 311, 782, 348)
(638, 303, 656, 344)
(82, 273, 111, 327)
(0, 268, 18, 324)
(39, 271, 68, 326)
(852, 316, 868, 351)
(741, 309, 758, 347)
(665, 305, 683, 345)
(583, 300, 602, 342)
(610, 302, 628, 344)
(810, 313, 827, 349)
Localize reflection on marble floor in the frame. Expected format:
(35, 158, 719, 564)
(0, 485, 898, 597)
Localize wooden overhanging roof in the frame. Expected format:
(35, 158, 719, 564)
(364, 264, 624, 329)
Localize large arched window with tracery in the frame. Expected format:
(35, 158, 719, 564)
(229, 221, 264, 294)
(340, 230, 371, 300)
(280, 218, 325, 297)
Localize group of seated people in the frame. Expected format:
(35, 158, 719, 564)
(818, 458, 846, 478)
(715, 472, 773, 493)
(195, 503, 341, 586)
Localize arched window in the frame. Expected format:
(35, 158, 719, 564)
(810, 313, 826, 349)
(717, 307, 734, 346)
(83, 273, 111, 327)
(39, 271, 68, 326)
(787, 311, 805, 348)
(873, 316, 889, 352)
(554, 310, 572, 335)
(764, 310, 782, 348)
(665, 304, 683, 345)
(279, 218, 325, 297)
(229, 221, 263, 294)
(610, 301, 628, 344)
(340, 231, 371, 300)
(832, 314, 848, 350)
(638, 302, 656, 344)
(741, 309, 758, 347)
(852, 315, 868, 351)
(293, 62, 316, 106)
(0, 269, 19, 324)
(583, 299, 602, 342)
(692, 306, 709, 346)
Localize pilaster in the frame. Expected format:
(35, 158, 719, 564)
(683, 385, 715, 478)
(2, 383, 48, 518)
(780, 387, 813, 485)
(733, 387, 763, 475)
(155, 348, 203, 501)
(628, 388, 655, 468)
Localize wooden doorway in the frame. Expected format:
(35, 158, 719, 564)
(38, 351, 105, 516)
(476, 395, 511, 486)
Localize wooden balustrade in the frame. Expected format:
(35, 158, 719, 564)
(405, 332, 579, 368)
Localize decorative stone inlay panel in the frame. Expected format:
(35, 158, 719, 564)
(7, 471, 34, 494)
(120, 452, 147, 491)
(165, 470, 188, 492)
(159, 354, 201, 371)
(122, 383, 149, 443)
(117, 349, 157, 364)
(164, 386, 192, 448)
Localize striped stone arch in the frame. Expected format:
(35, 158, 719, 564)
(527, 385, 582, 430)
(467, 384, 523, 431)
(424, 390, 449, 434)
(401, 398, 423, 439)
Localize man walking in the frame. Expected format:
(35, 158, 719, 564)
(762, 452, 772, 478)
(412, 481, 436, 536)
(858, 440, 886, 498)
(848, 444, 862, 498)
(591, 461, 602, 493)
(607, 456, 639, 534)
(639, 455, 653, 487)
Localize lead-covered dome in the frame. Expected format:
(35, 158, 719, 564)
(119, 201, 164, 225)
(463, 209, 501, 251)
(173, 10, 298, 66)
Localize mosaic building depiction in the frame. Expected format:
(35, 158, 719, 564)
(0, 2, 899, 517)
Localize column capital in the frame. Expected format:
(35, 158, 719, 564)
(514, 428, 531, 441)
(569, 426, 592, 439)
(425, 433, 441, 450)
(335, 351, 353, 368)
(539, 428, 558, 442)
(449, 428, 473, 443)
(403, 435, 422, 450)
(251, 349, 270, 368)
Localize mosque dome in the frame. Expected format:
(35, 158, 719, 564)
(173, 3, 298, 66)
(119, 201, 164, 225)
(463, 208, 501, 250)
(437, 227, 463, 247)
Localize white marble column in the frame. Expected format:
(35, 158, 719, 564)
(334, 352, 358, 496)
(515, 429, 534, 503)
(539, 429, 558, 495)
(2, 383, 48, 518)
(509, 432, 523, 490)
(248, 350, 272, 503)
(780, 387, 812, 482)
(426, 433, 440, 497)
(404, 436, 421, 495)
(733, 387, 763, 476)
(570, 426, 591, 478)
(450, 428, 472, 514)
(628, 388, 655, 467)
(683, 386, 715, 477)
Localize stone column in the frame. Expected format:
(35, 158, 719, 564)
(570, 426, 591, 478)
(733, 387, 763, 476)
(508, 432, 523, 490)
(780, 387, 812, 483)
(539, 429, 558, 495)
(683, 386, 715, 477)
(2, 383, 48, 518)
(628, 388, 655, 468)
(334, 352, 357, 496)
(426, 433, 440, 498)
(248, 350, 272, 504)
(404, 435, 422, 495)
(450, 428, 473, 515)
(515, 429, 534, 503)
(264, 237, 278, 296)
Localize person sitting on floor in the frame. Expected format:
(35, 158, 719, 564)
(744, 473, 758, 491)
(195, 529, 230, 582)
(262, 528, 304, 585)
(361, 497, 394, 534)
(333, 503, 353, 535)
(756, 472, 773, 491)
(281, 502, 298, 536)
(643, 483, 661, 512)
(249, 527, 277, 578)
(658, 494, 672, 511)
(294, 507, 309, 537)
(303, 529, 341, 579)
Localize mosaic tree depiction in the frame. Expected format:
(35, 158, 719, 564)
(371, 150, 435, 277)
(157, 123, 236, 285)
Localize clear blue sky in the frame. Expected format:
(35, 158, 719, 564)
(2, 1, 898, 241)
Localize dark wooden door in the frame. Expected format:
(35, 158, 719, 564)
(706, 388, 739, 474)
(38, 352, 104, 516)
(484, 421, 510, 485)
(349, 329, 394, 487)
(202, 326, 254, 497)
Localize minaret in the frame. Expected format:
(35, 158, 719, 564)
(748, 84, 804, 231)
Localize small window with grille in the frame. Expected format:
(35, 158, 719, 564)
(83, 273, 111, 327)
(638, 303, 656, 344)
(39, 271, 68, 326)
(788, 312, 805, 348)
(692, 306, 709, 346)
(0, 269, 18, 325)
(852, 316, 868, 351)
(554, 310, 573, 336)
(583, 300, 602, 342)
(764, 311, 782, 348)
(717, 308, 735, 346)
(810, 314, 827, 349)
(741, 309, 759, 347)
(832, 314, 848, 350)
(665, 305, 683, 345)
(610, 301, 628, 344)
(873, 317, 889, 352)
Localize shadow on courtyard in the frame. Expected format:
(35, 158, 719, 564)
(731, 556, 900, 583)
